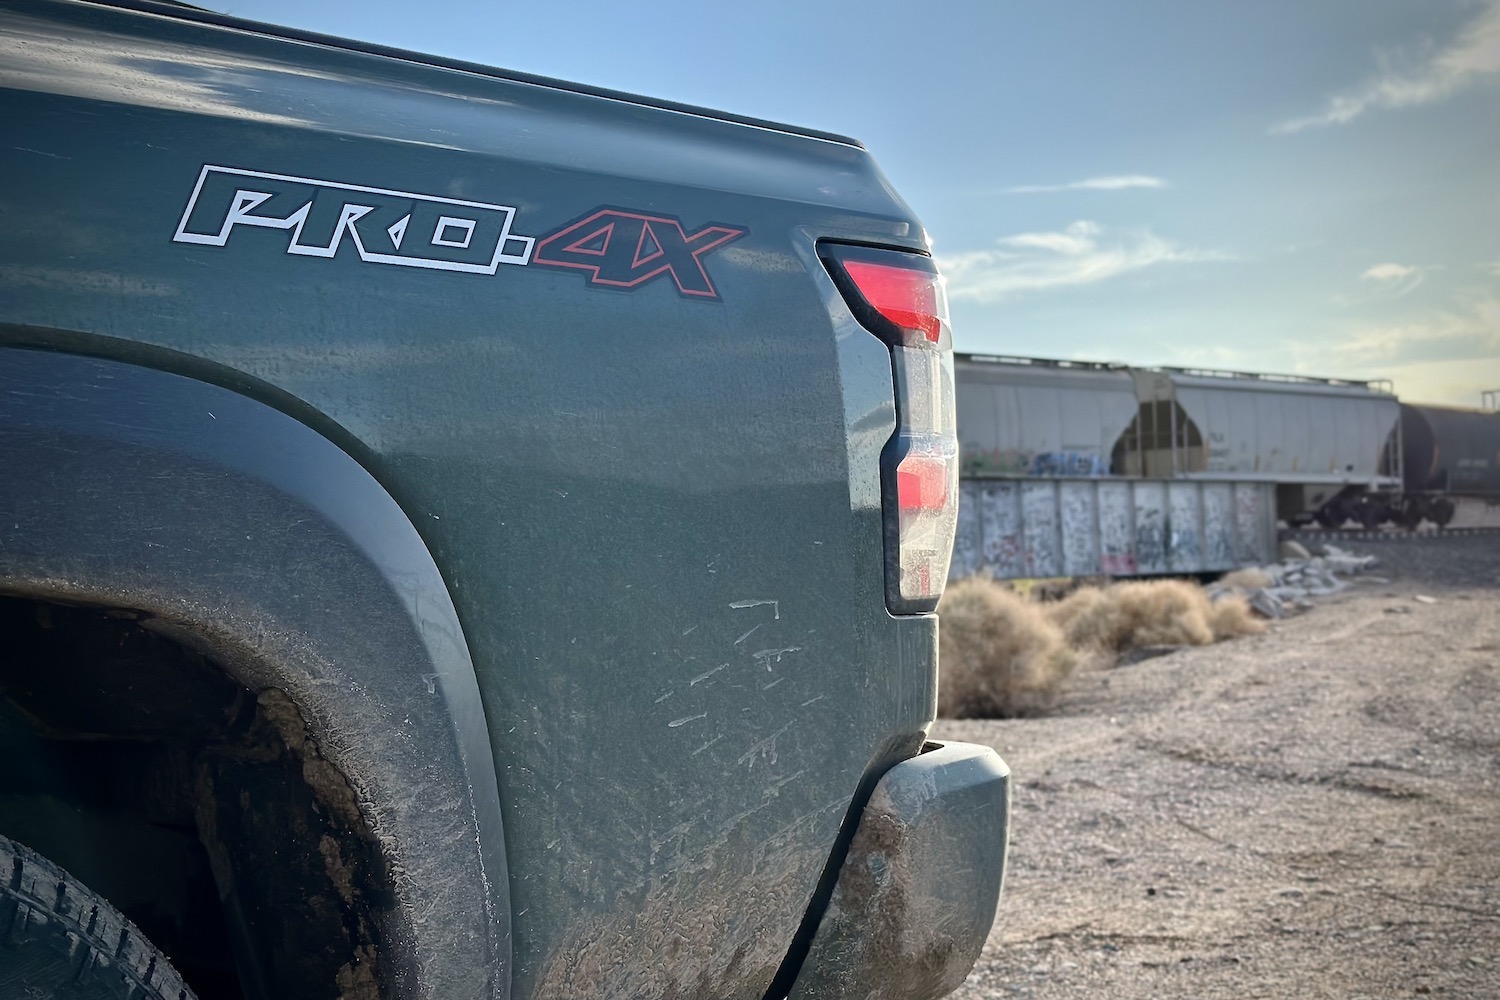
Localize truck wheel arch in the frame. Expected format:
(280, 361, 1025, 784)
(0, 343, 511, 1000)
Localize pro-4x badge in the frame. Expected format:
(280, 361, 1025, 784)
(172, 166, 747, 302)
(173, 165, 535, 274)
(532, 208, 746, 300)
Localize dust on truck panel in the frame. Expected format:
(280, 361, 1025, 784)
(0, 2, 1008, 999)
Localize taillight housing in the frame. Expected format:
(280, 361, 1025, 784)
(822, 243, 958, 614)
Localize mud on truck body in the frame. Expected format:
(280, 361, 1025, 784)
(0, 2, 1009, 999)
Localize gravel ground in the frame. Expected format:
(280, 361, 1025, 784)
(934, 534, 1500, 999)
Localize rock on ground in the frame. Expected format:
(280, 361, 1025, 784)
(935, 535, 1500, 999)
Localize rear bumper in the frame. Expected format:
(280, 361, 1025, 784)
(789, 740, 1010, 1000)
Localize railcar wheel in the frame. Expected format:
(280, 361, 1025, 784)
(1314, 504, 1345, 529)
(1430, 498, 1456, 528)
(0, 833, 196, 1000)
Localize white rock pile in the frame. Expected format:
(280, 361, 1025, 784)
(1210, 540, 1380, 620)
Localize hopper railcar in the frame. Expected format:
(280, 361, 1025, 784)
(951, 354, 1498, 580)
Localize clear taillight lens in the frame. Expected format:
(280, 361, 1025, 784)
(822, 243, 958, 613)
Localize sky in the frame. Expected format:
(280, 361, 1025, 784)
(217, 0, 1500, 407)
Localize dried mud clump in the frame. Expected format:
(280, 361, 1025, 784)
(936, 577, 1078, 718)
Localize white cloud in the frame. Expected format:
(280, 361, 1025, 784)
(1274, 1, 1500, 133)
(1358, 262, 1430, 296)
(1004, 175, 1167, 195)
(1294, 294, 1500, 404)
(938, 221, 1221, 303)
(1361, 262, 1419, 283)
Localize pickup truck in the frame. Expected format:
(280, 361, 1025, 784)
(0, 2, 1010, 998)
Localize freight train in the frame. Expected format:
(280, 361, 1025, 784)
(1387, 401, 1500, 527)
(951, 354, 1500, 581)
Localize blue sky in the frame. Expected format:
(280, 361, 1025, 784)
(220, 0, 1499, 406)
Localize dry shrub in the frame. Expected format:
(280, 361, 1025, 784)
(1044, 585, 1113, 645)
(937, 576, 1078, 718)
(1219, 567, 1274, 591)
(1207, 592, 1266, 640)
(1046, 580, 1222, 652)
(938, 576, 1267, 718)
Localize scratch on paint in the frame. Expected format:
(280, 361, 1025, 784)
(682, 624, 699, 635)
(761, 677, 785, 690)
(690, 734, 724, 757)
(690, 663, 729, 686)
(752, 647, 801, 668)
(764, 769, 805, 798)
(733, 624, 762, 645)
(11, 146, 70, 160)
(650, 814, 706, 863)
(737, 722, 794, 767)
(800, 694, 826, 708)
(729, 599, 780, 620)
(668, 712, 708, 728)
(654, 690, 674, 704)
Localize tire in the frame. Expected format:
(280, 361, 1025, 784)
(0, 834, 197, 1000)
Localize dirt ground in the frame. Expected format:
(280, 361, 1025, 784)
(934, 534, 1500, 999)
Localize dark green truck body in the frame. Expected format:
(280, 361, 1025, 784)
(0, 3, 1009, 998)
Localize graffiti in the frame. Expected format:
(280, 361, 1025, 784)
(963, 447, 1110, 478)
(1032, 451, 1110, 477)
(1060, 483, 1099, 574)
(1203, 485, 1234, 567)
(954, 478, 1275, 582)
(1168, 526, 1201, 566)
(1021, 482, 1062, 577)
(1233, 483, 1266, 564)
(1136, 507, 1167, 572)
(1169, 488, 1202, 570)
(984, 533, 1023, 575)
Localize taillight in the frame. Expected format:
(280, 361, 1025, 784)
(822, 243, 959, 614)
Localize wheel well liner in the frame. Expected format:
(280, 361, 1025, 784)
(0, 345, 510, 1000)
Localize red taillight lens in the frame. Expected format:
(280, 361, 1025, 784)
(841, 260, 947, 346)
(821, 243, 958, 613)
(897, 453, 951, 511)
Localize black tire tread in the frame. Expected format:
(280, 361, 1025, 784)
(0, 833, 196, 1000)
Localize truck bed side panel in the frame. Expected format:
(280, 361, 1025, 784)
(0, 2, 937, 995)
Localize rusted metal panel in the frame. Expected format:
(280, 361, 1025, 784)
(952, 477, 1275, 581)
